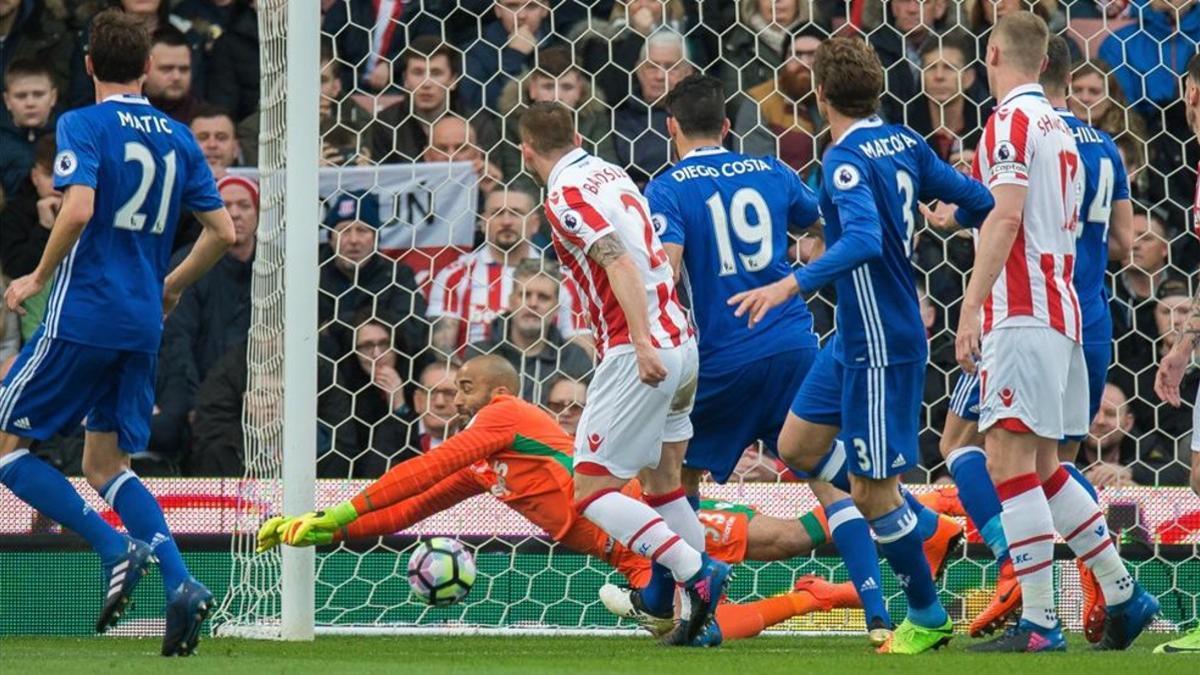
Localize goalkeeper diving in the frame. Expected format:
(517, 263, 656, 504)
(258, 355, 958, 640)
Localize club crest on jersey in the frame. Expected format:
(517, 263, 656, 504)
(833, 164, 860, 190)
(54, 150, 78, 177)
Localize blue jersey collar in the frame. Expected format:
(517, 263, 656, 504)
(547, 147, 589, 188)
(102, 93, 151, 105)
(1000, 83, 1047, 106)
(682, 145, 727, 160)
(835, 115, 883, 145)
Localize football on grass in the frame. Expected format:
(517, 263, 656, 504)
(407, 537, 476, 606)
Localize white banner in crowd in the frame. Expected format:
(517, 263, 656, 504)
(231, 162, 479, 255)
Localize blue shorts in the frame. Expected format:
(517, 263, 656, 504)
(685, 347, 817, 483)
(789, 344, 923, 479)
(948, 341, 1110, 431)
(0, 328, 156, 452)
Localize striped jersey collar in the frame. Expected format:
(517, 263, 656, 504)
(1000, 83, 1046, 106)
(102, 93, 152, 105)
(683, 145, 727, 160)
(836, 115, 883, 145)
(547, 148, 589, 188)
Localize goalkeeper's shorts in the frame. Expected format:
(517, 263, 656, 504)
(0, 326, 155, 453)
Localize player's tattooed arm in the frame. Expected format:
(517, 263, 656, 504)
(586, 232, 628, 268)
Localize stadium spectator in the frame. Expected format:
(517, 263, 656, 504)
(153, 175, 259, 461)
(1068, 61, 1148, 173)
(188, 339, 249, 476)
(175, 0, 239, 35)
(572, 0, 690, 106)
(544, 375, 586, 435)
(1128, 280, 1200, 441)
(204, 0, 258, 121)
(0, 133, 55, 340)
(1098, 0, 1200, 117)
(428, 188, 582, 354)
(0, 0, 73, 99)
(408, 359, 461, 455)
(467, 259, 593, 404)
(613, 28, 695, 185)
(1080, 382, 1186, 486)
(0, 59, 57, 195)
(318, 190, 428, 365)
(905, 31, 987, 160)
(718, 0, 811, 96)
(732, 26, 823, 181)
(868, 0, 955, 126)
(319, 312, 424, 478)
(461, 0, 560, 112)
(321, 0, 427, 94)
(1112, 212, 1182, 377)
(191, 104, 240, 179)
(422, 114, 503, 197)
(67, 0, 205, 108)
(371, 37, 500, 165)
(145, 26, 201, 124)
(497, 45, 617, 188)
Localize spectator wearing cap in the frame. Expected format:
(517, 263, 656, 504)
(318, 190, 428, 365)
(153, 175, 259, 461)
(732, 26, 824, 182)
(466, 259, 593, 404)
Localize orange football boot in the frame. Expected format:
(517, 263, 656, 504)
(1077, 558, 1107, 643)
(923, 513, 965, 579)
(969, 557, 1022, 637)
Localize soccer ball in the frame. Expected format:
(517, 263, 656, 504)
(406, 537, 476, 606)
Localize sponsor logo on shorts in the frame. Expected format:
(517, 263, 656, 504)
(999, 387, 1015, 407)
(587, 433, 604, 453)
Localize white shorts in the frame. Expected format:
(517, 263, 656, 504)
(573, 340, 698, 479)
(978, 326, 1088, 440)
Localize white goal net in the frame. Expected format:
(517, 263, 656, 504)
(209, 0, 1200, 640)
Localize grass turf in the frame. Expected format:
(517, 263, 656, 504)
(0, 634, 1196, 674)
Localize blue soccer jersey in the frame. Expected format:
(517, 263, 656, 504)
(647, 147, 821, 374)
(1058, 109, 1130, 346)
(796, 117, 994, 368)
(50, 93, 223, 353)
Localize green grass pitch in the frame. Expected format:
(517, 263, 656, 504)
(1, 634, 1196, 674)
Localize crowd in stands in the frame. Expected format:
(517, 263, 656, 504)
(0, 0, 1196, 487)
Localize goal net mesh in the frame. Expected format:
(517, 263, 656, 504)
(203, 0, 1200, 638)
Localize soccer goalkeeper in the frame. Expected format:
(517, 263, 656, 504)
(258, 355, 951, 640)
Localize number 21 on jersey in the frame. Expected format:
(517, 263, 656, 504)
(115, 141, 176, 235)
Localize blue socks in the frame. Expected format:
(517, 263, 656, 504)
(827, 497, 891, 628)
(901, 489, 940, 540)
(1062, 462, 1099, 502)
(948, 446, 1009, 561)
(0, 450, 127, 563)
(99, 469, 190, 593)
(871, 501, 947, 628)
(640, 493, 703, 616)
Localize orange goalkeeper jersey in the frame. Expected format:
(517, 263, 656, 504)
(350, 394, 580, 540)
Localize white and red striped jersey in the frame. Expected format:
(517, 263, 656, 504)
(426, 246, 587, 349)
(543, 148, 691, 359)
(1192, 161, 1200, 237)
(976, 84, 1084, 342)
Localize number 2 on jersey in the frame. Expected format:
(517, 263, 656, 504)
(705, 188, 773, 276)
(114, 141, 176, 235)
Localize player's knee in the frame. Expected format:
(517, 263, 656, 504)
(81, 453, 128, 491)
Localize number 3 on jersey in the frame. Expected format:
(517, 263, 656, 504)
(705, 188, 773, 276)
(115, 141, 176, 235)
